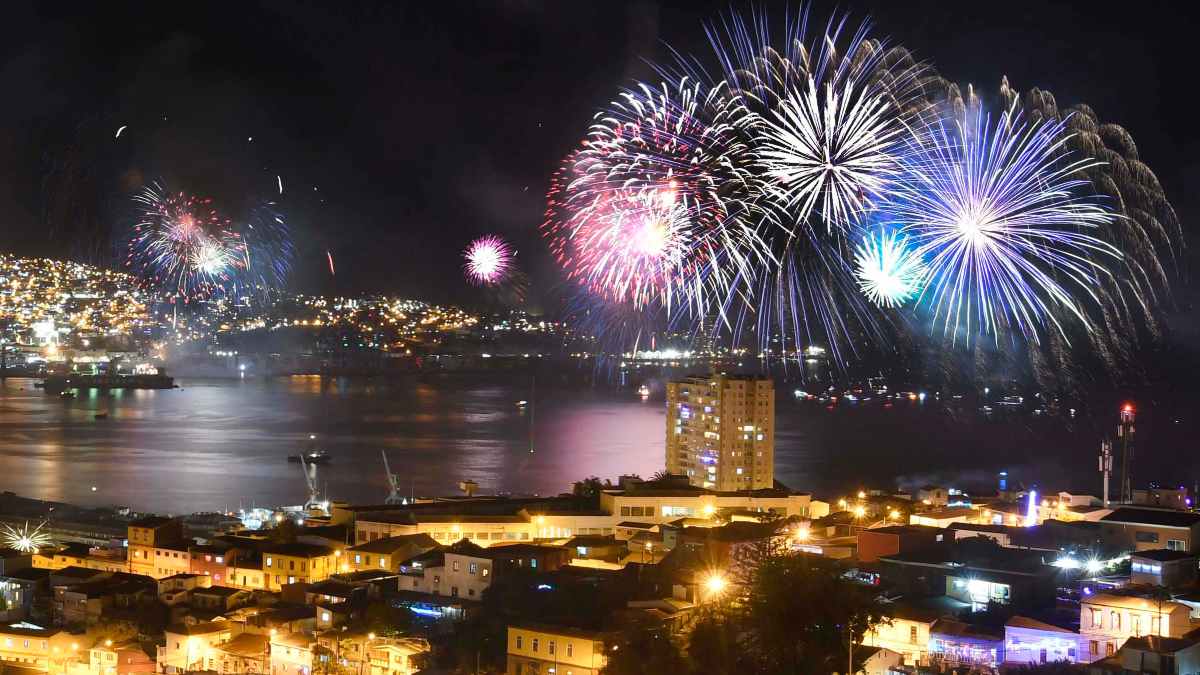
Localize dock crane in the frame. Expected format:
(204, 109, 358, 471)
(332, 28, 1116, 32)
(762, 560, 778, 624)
(382, 450, 406, 505)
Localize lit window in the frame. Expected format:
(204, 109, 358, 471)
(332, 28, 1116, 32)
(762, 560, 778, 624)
(266, 557, 273, 567)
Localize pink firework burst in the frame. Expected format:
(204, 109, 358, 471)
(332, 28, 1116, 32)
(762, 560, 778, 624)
(463, 235, 513, 285)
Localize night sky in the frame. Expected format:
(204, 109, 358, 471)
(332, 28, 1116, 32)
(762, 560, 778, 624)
(1, 1, 1197, 308)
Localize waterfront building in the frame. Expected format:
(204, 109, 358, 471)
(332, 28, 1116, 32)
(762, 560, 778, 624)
(665, 374, 775, 490)
(506, 624, 608, 675)
(1003, 615, 1078, 666)
(599, 477, 813, 527)
(1078, 592, 1193, 663)
(1099, 507, 1200, 553)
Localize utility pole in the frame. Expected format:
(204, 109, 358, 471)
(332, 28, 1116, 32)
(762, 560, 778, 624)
(1118, 404, 1136, 504)
(1099, 439, 1113, 508)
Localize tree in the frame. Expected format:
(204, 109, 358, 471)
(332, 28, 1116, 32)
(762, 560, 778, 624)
(602, 619, 686, 675)
(686, 613, 742, 675)
(572, 476, 606, 501)
(738, 554, 885, 674)
(271, 518, 300, 544)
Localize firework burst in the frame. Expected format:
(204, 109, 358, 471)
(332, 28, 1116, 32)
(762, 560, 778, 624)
(544, 79, 757, 312)
(854, 229, 926, 308)
(2, 520, 52, 553)
(886, 106, 1119, 342)
(125, 182, 245, 302)
(463, 235, 514, 286)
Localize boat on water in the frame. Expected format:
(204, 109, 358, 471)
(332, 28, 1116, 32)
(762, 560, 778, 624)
(288, 447, 331, 464)
(59, 391, 76, 399)
(42, 372, 174, 393)
(638, 385, 651, 397)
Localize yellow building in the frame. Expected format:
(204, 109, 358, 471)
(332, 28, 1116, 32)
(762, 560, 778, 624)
(260, 543, 337, 591)
(506, 624, 608, 675)
(126, 516, 189, 579)
(0, 623, 79, 671)
(1078, 592, 1193, 663)
(269, 632, 314, 675)
(346, 534, 438, 574)
(158, 621, 237, 673)
(226, 563, 267, 591)
(32, 547, 127, 574)
(367, 638, 430, 675)
(666, 374, 775, 490)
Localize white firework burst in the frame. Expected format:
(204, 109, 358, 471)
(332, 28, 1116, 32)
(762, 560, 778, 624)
(754, 77, 904, 231)
(854, 230, 926, 308)
(2, 521, 52, 553)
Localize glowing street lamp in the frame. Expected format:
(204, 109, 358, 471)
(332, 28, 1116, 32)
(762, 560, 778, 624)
(703, 572, 727, 599)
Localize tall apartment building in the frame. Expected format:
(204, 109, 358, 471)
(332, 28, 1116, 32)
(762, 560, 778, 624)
(666, 373, 775, 491)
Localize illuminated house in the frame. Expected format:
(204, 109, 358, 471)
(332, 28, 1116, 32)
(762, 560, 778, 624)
(879, 538, 1058, 614)
(665, 374, 775, 490)
(1130, 549, 1199, 588)
(1078, 592, 1193, 663)
(346, 534, 438, 574)
(506, 624, 609, 675)
(861, 604, 939, 667)
(259, 543, 338, 591)
(1004, 615, 1078, 666)
(126, 516, 190, 580)
(1099, 507, 1200, 553)
(929, 619, 1004, 669)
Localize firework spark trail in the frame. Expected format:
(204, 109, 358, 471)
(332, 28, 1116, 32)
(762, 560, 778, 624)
(886, 105, 1119, 343)
(463, 235, 513, 286)
(327, 250, 336, 276)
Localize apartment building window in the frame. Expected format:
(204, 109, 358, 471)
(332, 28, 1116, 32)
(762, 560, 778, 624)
(1110, 612, 1120, 630)
(910, 626, 918, 644)
(566, 643, 573, 658)
(1152, 616, 1161, 635)
(469, 562, 478, 575)
(354, 554, 362, 564)
(516, 636, 522, 650)
(1089, 641, 1098, 656)
(532, 638, 539, 653)
(1105, 643, 1114, 656)
(1132, 615, 1141, 636)
(1167, 539, 1186, 551)
(548, 641, 555, 656)
(266, 557, 273, 567)
(289, 560, 295, 571)
(453, 561, 460, 572)
(1135, 531, 1160, 544)
(1090, 609, 1102, 628)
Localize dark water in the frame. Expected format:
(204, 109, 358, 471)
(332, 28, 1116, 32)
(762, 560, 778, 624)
(0, 375, 1192, 514)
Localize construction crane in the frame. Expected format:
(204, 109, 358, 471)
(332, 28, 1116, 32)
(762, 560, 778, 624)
(382, 451, 405, 505)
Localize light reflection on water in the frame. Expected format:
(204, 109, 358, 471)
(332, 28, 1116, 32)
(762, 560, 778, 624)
(0, 376, 667, 513)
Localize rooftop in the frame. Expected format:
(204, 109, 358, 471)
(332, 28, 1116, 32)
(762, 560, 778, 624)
(930, 619, 1003, 641)
(347, 533, 438, 554)
(129, 515, 175, 529)
(1132, 548, 1198, 562)
(261, 542, 335, 557)
(1122, 635, 1199, 654)
(195, 585, 246, 597)
(213, 632, 269, 658)
(1101, 508, 1200, 528)
(165, 621, 232, 636)
(1005, 615, 1075, 634)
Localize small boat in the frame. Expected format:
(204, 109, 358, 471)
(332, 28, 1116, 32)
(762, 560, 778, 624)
(288, 448, 331, 464)
(638, 385, 650, 398)
(515, 400, 528, 408)
(94, 413, 109, 420)
(59, 391, 76, 399)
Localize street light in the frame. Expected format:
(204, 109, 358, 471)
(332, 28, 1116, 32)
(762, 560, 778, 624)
(703, 572, 727, 600)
